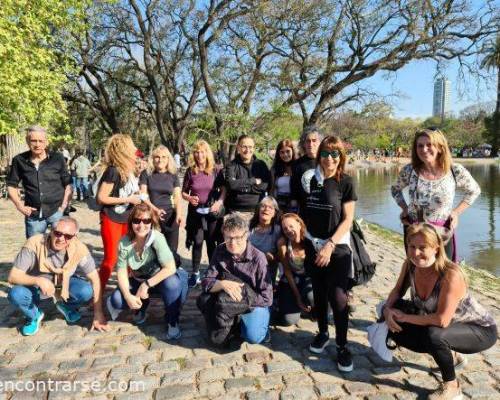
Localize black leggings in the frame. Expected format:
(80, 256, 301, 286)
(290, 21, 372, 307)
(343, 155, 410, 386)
(191, 219, 219, 273)
(160, 209, 181, 267)
(391, 322, 497, 381)
(276, 275, 314, 326)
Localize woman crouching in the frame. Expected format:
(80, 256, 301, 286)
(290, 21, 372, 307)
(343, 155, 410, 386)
(107, 204, 188, 340)
(383, 223, 497, 399)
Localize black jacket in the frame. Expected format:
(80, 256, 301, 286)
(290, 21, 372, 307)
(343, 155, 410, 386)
(224, 155, 270, 212)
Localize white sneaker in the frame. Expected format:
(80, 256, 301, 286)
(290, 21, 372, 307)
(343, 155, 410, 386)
(106, 296, 121, 321)
(453, 352, 468, 371)
(165, 323, 181, 340)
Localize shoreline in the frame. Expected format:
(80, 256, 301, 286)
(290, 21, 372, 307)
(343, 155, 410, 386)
(348, 156, 499, 170)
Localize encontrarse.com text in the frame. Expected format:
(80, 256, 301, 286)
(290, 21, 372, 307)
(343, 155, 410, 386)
(0, 379, 145, 393)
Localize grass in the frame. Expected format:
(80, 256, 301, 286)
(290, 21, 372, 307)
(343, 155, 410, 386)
(174, 357, 187, 370)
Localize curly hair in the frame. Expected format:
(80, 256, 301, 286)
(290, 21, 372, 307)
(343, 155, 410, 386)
(103, 134, 136, 183)
(187, 140, 215, 175)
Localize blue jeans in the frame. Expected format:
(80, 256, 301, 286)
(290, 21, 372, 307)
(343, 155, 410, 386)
(110, 269, 189, 325)
(25, 209, 63, 238)
(240, 306, 270, 344)
(75, 177, 89, 199)
(8, 276, 93, 321)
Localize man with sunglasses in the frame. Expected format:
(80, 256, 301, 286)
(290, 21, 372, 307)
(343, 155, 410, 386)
(7, 217, 109, 336)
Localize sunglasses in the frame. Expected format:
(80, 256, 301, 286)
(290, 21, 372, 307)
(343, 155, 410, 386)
(132, 218, 152, 225)
(52, 230, 75, 241)
(320, 150, 340, 159)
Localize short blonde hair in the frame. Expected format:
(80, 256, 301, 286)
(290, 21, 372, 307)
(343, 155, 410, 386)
(187, 140, 215, 175)
(104, 134, 136, 183)
(151, 145, 177, 175)
(411, 128, 452, 173)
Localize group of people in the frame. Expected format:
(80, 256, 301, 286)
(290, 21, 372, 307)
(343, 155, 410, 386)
(5, 125, 497, 399)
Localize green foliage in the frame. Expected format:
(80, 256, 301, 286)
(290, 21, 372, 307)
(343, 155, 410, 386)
(0, 0, 88, 136)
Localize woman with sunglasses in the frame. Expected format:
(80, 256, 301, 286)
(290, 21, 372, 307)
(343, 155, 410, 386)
(270, 139, 296, 212)
(383, 223, 496, 400)
(391, 128, 480, 261)
(140, 145, 182, 268)
(106, 204, 188, 339)
(301, 136, 357, 372)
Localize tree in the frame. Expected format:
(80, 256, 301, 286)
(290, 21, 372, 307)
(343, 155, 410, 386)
(481, 35, 500, 156)
(0, 0, 89, 136)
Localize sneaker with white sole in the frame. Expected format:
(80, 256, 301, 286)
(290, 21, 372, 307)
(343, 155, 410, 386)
(106, 296, 121, 321)
(428, 381, 463, 400)
(188, 272, 201, 288)
(165, 323, 181, 340)
(21, 310, 45, 336)
(309, 332, 330, 354)
(133, 308, 147, 325)
(337, 346, 354, 372)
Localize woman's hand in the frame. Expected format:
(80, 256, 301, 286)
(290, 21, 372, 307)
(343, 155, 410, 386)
(315, 242, 334, 267)
(176, 214, 183, 227)
(210, 199, 223, 213)
(136, 283, 150, 300)
(296, 297, 311, 313)
(265, 252, 275, 263)
(383, 306, 403, 333)
(156, 208, 166, 221)
(449, 210, 459, 230)
(188, 195, 199, 207)
(400, 208, 410, 225)
(220, 280, 244, 302)
(125, 294, 143, 310)
(127, 195, 141, 206)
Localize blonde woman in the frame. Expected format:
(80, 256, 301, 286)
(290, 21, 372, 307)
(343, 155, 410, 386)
(97, 134, 141, 287)
(391, 128, 480, 261)
(140, 145, 182, 267)
(383, 224, 496, 399)
(182, 140, 225, 287)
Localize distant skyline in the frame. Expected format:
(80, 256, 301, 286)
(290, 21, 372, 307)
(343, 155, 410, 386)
(366, 58, 496, 120)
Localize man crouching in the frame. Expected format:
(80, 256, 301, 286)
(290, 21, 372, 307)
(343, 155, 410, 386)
(7, 217, 109, 335)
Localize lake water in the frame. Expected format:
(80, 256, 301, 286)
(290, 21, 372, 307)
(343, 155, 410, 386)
(352, 162, 500, 277)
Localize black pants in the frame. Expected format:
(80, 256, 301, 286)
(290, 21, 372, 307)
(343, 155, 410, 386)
(160, 208, 181, 267)
(307, 243, 352, 347)
(276, 275, 313, 326)
(191, 218, 219, 273)
(391, 322, 497, 381)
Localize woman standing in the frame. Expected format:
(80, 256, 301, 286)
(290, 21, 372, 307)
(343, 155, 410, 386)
(182, 140, 225, 288)
(97, 134, 141, 288)
(276, 213, 313, 326)
(270, 139, 296, 212)
(140, 145, 182, 268)
(107, 204, 188, 339)
(302, 136, 357, 372)
(391, 128, 480, 261)
(383, 224, 496, 399)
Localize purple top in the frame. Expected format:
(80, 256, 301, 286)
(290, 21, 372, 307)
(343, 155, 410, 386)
(182, 167, 224, 205)
(201, 242, 273, 308)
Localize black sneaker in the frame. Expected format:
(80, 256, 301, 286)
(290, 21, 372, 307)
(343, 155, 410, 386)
(309, 332, 330, 354)
(337, 346, 353, 372)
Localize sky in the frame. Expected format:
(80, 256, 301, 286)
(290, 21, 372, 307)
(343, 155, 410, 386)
(366, 58, 497, 119)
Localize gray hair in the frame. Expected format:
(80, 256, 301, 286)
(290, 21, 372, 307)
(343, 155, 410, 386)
(298, 125, 324, 152)
(222, 213, 249, 233)
(25, 125, 47, 141)
(55, 216, 80, 234)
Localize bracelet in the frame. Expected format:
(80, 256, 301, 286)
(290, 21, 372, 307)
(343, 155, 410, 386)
(144, 280, 151, 288)
(327, 238, 336, 247)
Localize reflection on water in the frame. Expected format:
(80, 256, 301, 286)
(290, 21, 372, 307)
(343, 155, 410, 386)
(352, 162, 500, 276)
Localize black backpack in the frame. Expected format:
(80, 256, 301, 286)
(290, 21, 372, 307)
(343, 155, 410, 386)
(349, 220, 376, 288)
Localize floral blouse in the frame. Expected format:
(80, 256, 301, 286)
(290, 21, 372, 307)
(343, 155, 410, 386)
(391, 163, 480, 222)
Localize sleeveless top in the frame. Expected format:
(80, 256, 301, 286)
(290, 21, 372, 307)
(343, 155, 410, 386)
(287, 240, 305, 276)
(408, 265, 495, 327)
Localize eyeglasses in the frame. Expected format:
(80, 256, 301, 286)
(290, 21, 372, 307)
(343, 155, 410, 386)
(239, 145, 254, 151)
(132, 218, 152, 225)
(52, 230, 75, 241)
(224, 233, 247, 243)
(320, 150, 340, 159)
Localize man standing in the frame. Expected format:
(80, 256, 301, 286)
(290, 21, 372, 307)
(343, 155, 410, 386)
(71, 148, 91, 201)
(290, 126, 323, 215)
(225, 135, 270, 222)
(7, 126, 72, 237)
(7, 217, 109, 336)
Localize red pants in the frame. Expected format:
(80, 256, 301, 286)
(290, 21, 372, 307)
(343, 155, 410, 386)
(99, 212, 128, 288)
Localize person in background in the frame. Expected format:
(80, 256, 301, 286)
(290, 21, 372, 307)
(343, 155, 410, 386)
(391, 128, 480, 261)
(302, 136, 357, 373)
(7, 126, 73, 238)
(275, 213, 313, 326)
(383, 224, 497, 400)
(224, 135, 270, 224)
(96, 134, 141, 288)
(140, 145, 182, 267)
(182, 140, 226, 288)
(201, 213, 273, 344)
(72, 148, 92, 201)
(270, 139, 296, 212)
(290, 126, 323, 215)
(107, 204, 188, 339)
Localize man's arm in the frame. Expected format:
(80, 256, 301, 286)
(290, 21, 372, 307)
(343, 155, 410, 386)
(225, 163, 254, 192)
(59, 156, 73, 210)
(8, 267, 55, 297)
(7, 187, 36, 217)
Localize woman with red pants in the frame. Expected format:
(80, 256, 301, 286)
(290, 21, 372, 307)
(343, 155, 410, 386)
(97, 134, 141, 288)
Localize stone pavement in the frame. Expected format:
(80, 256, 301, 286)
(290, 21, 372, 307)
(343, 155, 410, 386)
(0, 199, 499, 400)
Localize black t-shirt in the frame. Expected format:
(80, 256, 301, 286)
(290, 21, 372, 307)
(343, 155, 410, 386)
(290, 156, 317, 211)
(303, 173, 357, 239)
(139, 170, 179, 211)
(101, 166, 133, 224)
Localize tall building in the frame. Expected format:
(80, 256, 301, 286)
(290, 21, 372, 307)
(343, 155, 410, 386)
(433, 76, 451, 119)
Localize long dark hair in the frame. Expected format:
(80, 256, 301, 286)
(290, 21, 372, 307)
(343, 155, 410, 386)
(316, 136, 347, 182)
